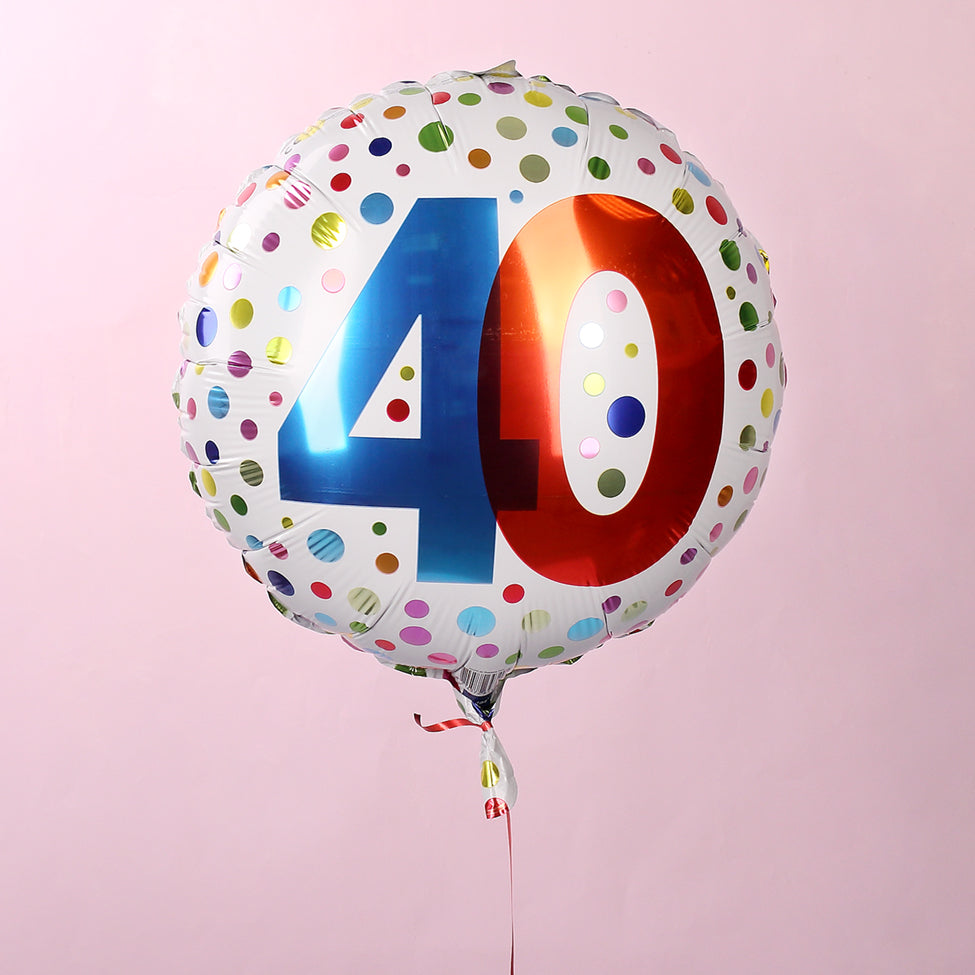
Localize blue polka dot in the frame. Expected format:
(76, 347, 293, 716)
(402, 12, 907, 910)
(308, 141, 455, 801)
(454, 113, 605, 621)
(207, 386, 230, 419)
(687, 160, 711, 185)
(278, 286, 301, 311)
(509, 189, 524, 203)
(360, 192, 394, 224)
(567, 617, 604, 641)
(457, 606, 496, 637)
(245, 535, 263, 549)
(307, 528, 345, 562)
(369, 137, 392, 156)
(551, 126, 578, 147)
(204, 440, 220, 463)
(607, 396, 646, 438)
(314, 612, 337, 627)
(267, 570, 294, 597)
(196, 307, 217, 347)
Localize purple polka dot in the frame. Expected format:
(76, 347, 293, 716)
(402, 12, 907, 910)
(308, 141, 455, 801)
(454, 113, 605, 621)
(602, 595, 621, 613)
(399, 626, 431, 646)
(680, 547, 697, 564)
(427, 652, 457, 665)
(743, 466, 760, 493)
(329, 144, 349, 161)
(205, 440, 219, 463)
(240, 418, 258, 440)
(405, 599, 429, 618)
(488, 82, 514, 94)
(227, 350, 252, 378)
(283, 154, 300, 172)
(262, 232, 280, 252)
(185, 443, 200, 464)
(637, 157, 655, 174)
(476, 643, 500, 658)
(747, 263, 758, 284)
(606, 289, 627, 312)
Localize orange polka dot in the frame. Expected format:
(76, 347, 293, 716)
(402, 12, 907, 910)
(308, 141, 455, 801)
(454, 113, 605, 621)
(376, 553, 399, 574)
(265, 171, 289, 189)
(199, 251, 218, 286)
(468, 148, 491, 169)
(383, 105, 406, 119)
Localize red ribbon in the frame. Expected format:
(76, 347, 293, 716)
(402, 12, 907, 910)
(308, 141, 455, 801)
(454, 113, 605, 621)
(413, 713, 492, 733)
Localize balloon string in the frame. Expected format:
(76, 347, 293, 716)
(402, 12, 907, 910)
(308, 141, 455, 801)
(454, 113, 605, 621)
(413, 713, 492, 733)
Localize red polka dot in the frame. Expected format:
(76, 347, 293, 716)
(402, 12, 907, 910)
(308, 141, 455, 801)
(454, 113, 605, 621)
(660, 144, 682, 164)
(396, 164, 410, 176)
(665, 580, 683, 597)
(432, 91, 451, 104)
(503, 584, 525, 603)
(738, 360, 758, 390)
(375, 639, 396, 651)
(340, 113, 364, 129)
(311, 582, 332, 599)
(705, 196, 727, 224)
(386, 399, 410, 421)
(330, 172, 351, 192)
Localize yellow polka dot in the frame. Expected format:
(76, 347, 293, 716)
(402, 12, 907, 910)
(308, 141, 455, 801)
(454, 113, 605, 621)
(230, 298, 253, 329)
(311, 212, 346, 249)
(281, 516, 293, 529)
(761, 388, 774, 417)
(583, 373, 605, 396)
(200, 469, 216, 496)
(624, 343, 638, 358)
(266, 337, 293, 365)
(524, 90, 553, 107)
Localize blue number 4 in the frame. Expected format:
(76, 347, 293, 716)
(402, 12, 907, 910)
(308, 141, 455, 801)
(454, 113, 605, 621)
(278, 198, 500, 584)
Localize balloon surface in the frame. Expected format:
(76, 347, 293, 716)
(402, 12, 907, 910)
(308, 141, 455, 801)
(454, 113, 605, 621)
(174, 61, 784, 709)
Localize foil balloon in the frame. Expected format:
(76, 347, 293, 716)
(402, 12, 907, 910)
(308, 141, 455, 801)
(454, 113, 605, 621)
(174, 61, 784, 723)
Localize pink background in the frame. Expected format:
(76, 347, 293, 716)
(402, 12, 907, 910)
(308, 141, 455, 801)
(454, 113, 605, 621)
(3, 1, 973, 972)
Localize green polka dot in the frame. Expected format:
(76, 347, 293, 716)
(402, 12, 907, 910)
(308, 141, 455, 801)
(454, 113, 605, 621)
(720, 239, 741, 270)
(672, 188, 694, 214)
(399, 86, 425, 95)
(598, 469, 626, 498)
(417, 121, 454, 152)
(538, 645, 565, 659)
(230, 298, 253, 328)
(739, 425, 757, 450)
(188, 471, 201, 496)
(739, 302, 759, 330)
(588, 157, 611, 180)
(348, 587, 380, 615)
(565, 105, 588, 124)
(496, 116, 527, 140)
(172, 390, 180, 409)
(213, 509, 230, 531)
(239, 459, 264, 486)
(230, 494, 248, 515)
(400, 366, 415, 380)
(458, 92, 481, 105)
(268, 592, 289, 616)
(519, 154, 550, 182)
(372, 522, 387, 536)
(521, 610, 551, 632)
(609, 124, 628, 139)
(349, 621, 369, 633)
(622, 600, 648, 621)
(505, 651, 522, 666)
(726, 286, 736, 299)
(524, 90, 553, 107)
(624, 343, 638, 358)
(734, 509, 749, 531)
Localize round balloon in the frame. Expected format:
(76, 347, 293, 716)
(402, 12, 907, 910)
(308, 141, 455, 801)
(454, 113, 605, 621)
(174, 61, 784, 712)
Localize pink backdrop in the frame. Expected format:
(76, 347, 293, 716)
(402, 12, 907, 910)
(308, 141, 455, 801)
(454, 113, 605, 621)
(3, 1, 973, 971)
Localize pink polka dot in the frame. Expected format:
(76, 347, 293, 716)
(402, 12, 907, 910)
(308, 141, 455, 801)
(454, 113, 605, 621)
(743, 466, 760, 494)
(405, 599, 429, 618)
(269, 542, 288, 560)
(269, 391, 283, 406)
(400, 626, 431, 646)
(606, 289, 627, 312)
(396, 164, 410, 176)
(431, 91, 451, 104)
(223, 264, 242, 290)
(579, 437, 600, 459)
(236, 183, 256, 206)
(185, 442, 199, 464)
(766, 343, 776, 368)
(328, 144, 349, 161)
(186, 397, 197, 419)
(375, 639, 396, 652)
(637, 157, 655, 174)
(476, 644, 499, 658)
(240, 418, 258, 440)
(427, 652, 457, 665)
(322, 269, 345, 293)
(709, 523, 723, 542)
(665, 580, 683, 597)
(283, 154, 300, 173)
(705, 196, 727, 224)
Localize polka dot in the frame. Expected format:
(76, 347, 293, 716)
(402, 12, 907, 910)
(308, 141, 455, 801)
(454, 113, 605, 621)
(503, 584, 524, 603)
(622, 600, 648, 621)
(400, 626, 432, 646)
(223, 264, 242, 289)
(269, 542, 288, 560)
(739, 302, 759, 330)
(228, 350, 252, 378)
(349, 587, 380, 614)
(328, 144, 349, 162)
(476, 643, 499, 658)
(583, 373, 605, 396)
(384, 105, 406, 119)
(660, 144, 682, 164)
(261, 232, 280, 253)
(278, 286, 301, 311)
(240, 419, 258, 440)
(521, 610, 551, 632)
(718, 485, 734, 506)
(709, 523, 723, 543)
(519, 154, 550, 182)
(579, 437, 600, 459)
(207, 386, 230, 418)
(761, 388, 775, 417)
(579, 322, 603, 348)
(360, 193, 394, 225)
(311, 581, 332, 599)
(330, 172, 351, 192)
(199, 253, 218, 287)
(497, 116, 527, 140)
(567, 617, 604, 641)
(624, 343, 639, 358)
(266, 337, 292, 364)
(239, 459, 263, 485)
(538, 645, 565, 660)
(706, 196, 728, 224)
(766, 343, 777, 368)
(386, 398, 409, 421)
(468, 148, 491, 169)
(726, 286, 736, 299)
(196, 308, 217, 347)
(311, 212, 347, 249)
(552, 126, 577, 146)
(720, 239, 741, 270)
(488, 82, 514, 94)
(227, 224, 251, 249)
(606, 290, 627, 312)
(608, 124, 628, 139)
(372, 521, 387, 536)
(672, 188, 694, 214)
(268, 570, 294, 596)
(735, 510, 749, 531)
(524, 90, 553, 107)
(307, 528, 345, 562)
(505, 652, 522, 666)
(400, 366, 415, 380)
(340, 113, 364, 129)
(457, 606, 496, 637)
(458, 92, 481, 106)
(236, 182, 256, 206)
(417, 121, 454, 152)
(281, 517, 293, 529)
(665, 580, 683, 597)
(186, 398, 197, 419)
(637, 157, 655, 174)
(200, 468, 216, 496)
(269, 391, 283, 406)
(405, 599, 428, 618)
(509, 190, 524, 203)
(204, 440, 219, 463)
(565, 105, 588, 124)
(265, 172, 288, 190)
(738, 359, 758, 390)
(607, 396, 645, 437)
(395, 164, 410, 176)
(747, 263, 759, 284)
(427, 652, 457, 666)
(739, 425, 757, 450)
(743, 466, 760, 494)
(314, 612, 337, 627)
(680, 547, 697, 564)
(376, 553, 399, 574)
(598, 468, 626, 498)
(322, 269, 345, 293)
(369, 137, 392, 156)
(230, 298, 253, 328)
(587, 157, 610, 179)
(375, 639, 396, 652)
(602, 595, 622, 613)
